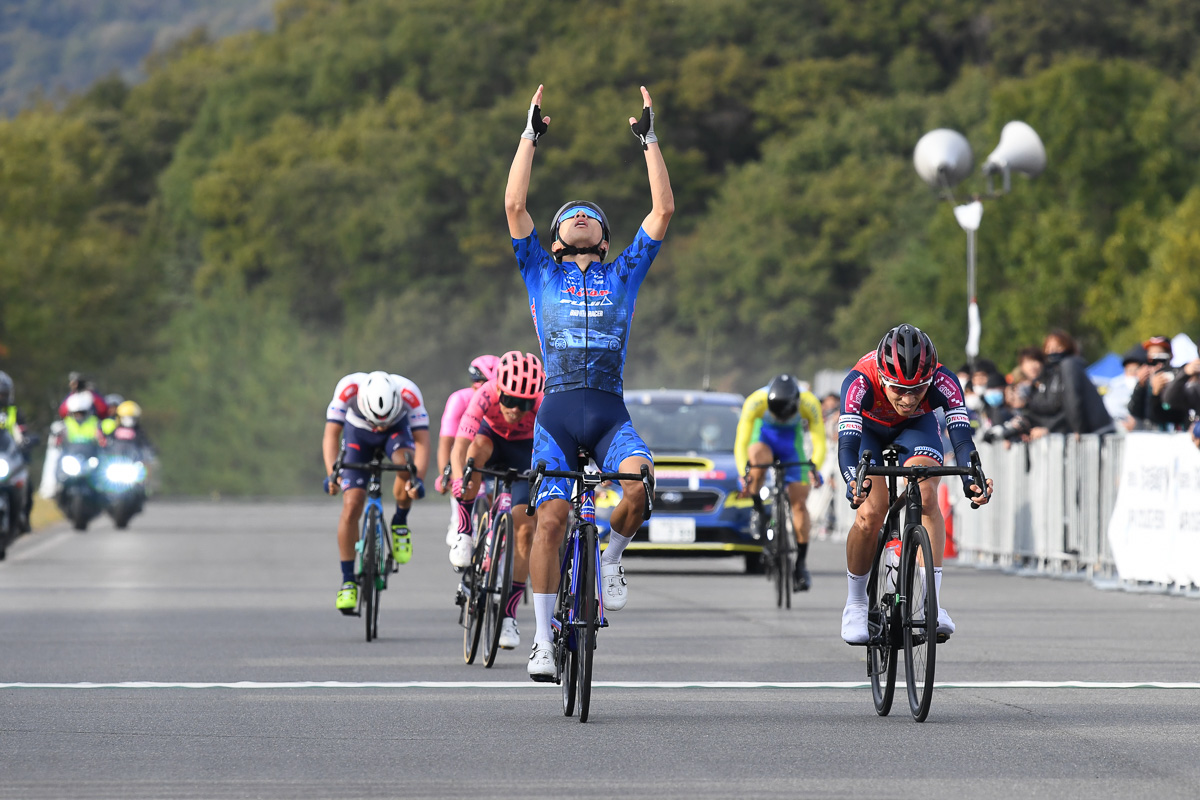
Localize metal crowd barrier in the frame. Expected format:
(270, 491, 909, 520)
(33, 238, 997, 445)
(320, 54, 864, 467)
(953, 435, 1122, 579)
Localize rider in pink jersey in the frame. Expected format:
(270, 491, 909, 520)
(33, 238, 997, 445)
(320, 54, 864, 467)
(449, 351, 545, 651)
(437, 356, 498, 545)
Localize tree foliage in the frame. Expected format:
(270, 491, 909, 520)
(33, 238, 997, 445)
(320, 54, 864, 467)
(3, 0, 1200, 493)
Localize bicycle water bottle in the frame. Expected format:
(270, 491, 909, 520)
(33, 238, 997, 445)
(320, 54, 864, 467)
(884, 539, 901, 594)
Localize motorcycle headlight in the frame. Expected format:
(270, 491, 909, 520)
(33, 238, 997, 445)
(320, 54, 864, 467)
(61, 455, 82, 476)
(0, 459, 9, 479)
(105, 462, 144, 484)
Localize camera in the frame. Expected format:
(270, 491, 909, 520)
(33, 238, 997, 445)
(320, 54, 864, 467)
(982, 414, 1032, 444)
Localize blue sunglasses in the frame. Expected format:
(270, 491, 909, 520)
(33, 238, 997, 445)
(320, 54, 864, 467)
(556, 206, 603, 226)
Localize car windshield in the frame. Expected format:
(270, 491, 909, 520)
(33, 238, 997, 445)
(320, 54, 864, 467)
(626, 401, 740, 453)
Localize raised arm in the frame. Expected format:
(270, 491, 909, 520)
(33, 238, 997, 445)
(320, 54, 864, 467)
(630, 86, 674, 241)
(505, 85, 550, 240)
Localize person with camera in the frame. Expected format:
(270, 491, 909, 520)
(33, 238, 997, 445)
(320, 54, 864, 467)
(1022, 330, 1113, 439)
(1161, 352, 1200, 424)
(1128, 336, 1191, 431)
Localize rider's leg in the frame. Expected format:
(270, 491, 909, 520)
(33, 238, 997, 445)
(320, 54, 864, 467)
(604, 454, 654, 557)
(788, 480, 812, 586)
(530, 498, 570, 641)
(449, 435, 494, 568)
(337, 488, 366, 593)
(841, 482, 887, 643)
(745, 441, 771, 511)
(389, 447, 416, 564)
(507, 505, 534, 619)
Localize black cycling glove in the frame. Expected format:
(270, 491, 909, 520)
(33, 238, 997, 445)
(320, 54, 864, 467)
(630, 106, 657, 150)
(522, 101, 548, 146)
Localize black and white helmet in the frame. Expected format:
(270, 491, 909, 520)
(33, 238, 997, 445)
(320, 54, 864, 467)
(356, 372, 403, 428)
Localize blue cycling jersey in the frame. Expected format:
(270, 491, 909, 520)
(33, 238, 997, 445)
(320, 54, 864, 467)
(513, 227, 662, 396)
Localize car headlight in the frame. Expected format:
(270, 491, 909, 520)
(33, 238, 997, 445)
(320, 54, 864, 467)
(0, 458, 9, 479)
(61, 455, 82, 476)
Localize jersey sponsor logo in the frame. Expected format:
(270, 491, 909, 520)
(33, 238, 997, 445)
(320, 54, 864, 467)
(934, 372, 962, 403)
(564, 286, 612, 298)
(838, 415, 863, 434)
(338, 384, 358, 403)
(847, 376, 868, 409)
(945, 409, 971, 428)
(400, 388, 420, 410)
(569, 309, 604, 317)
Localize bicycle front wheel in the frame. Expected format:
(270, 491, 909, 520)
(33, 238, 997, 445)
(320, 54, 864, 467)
(362, 508, 381, 643)
(902, 523, 937, 722)
(462, 535, 487, 664)
(557, 545, 577, 717)
(577, 523, 597, 723)
(482, 513, 512, 668)
(867, 530, 898, 716)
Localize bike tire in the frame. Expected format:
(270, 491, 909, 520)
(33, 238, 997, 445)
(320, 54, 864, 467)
(362, 507, 380, 643)
(462, 533, 487, 664)
(577, 523, 597, 723)
(902, 523, 937, 722)
(557, 546, 577, 717)
(867, 530, 898, 717)
(779, 493, 794, 609)
(482, 513, 512, 668)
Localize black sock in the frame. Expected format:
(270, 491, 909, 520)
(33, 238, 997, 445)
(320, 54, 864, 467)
(340, 560, 355, 583)
(796, 542, 808, 565)
(392, 507, 409, 528)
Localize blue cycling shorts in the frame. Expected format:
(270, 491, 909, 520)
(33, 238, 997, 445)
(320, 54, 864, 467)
(477, 419, 533, 507)
(849, 413, 944, 499)
(754, 421, 811, 485)
(531, 389, 652, 507)
(340, 420, 415, 491)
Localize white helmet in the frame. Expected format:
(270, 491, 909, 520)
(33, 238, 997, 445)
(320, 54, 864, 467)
(66, 391, 94, 414)
(356, 372, 403, 428)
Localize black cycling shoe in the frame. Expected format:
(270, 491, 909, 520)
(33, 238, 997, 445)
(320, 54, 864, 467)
(792, 564, 811, 592)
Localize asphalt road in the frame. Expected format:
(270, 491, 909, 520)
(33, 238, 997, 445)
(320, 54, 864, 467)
(2, 499, 1199, 799)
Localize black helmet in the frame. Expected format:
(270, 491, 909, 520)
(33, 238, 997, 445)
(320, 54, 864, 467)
(766, 374, 801, 420)
(549, 200, 610, 263)
(0, 371, 12, 406)
(876, 324, 938, 386)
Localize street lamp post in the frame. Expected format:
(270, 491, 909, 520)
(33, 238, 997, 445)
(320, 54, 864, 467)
(913, 122, 1046, 371)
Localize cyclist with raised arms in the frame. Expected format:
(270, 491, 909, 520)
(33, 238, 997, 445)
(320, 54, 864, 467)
(837, 324, 993, 644)
(449, 351, 545, 650)
(436, 355, 499, 548)
(736, 374, 827, 591)
(323, 371, 430, 614)
(504, 84, 673, 681)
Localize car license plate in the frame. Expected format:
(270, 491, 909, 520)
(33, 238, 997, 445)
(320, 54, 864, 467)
(649, 517, 696, 543)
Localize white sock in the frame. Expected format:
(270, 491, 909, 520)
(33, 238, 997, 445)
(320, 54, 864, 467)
(533, 592, 556, 645)
(602, 532, 633, 565)
(934, 567, 944, 609)
(846, 570, 869, 605)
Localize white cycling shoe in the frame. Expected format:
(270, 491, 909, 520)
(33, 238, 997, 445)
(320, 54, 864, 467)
(445, 523, 457, 547)
(601, 563, 628, 611)
(448, 534, 474, 569)
(527, 642, 555, 682)
(841, 602, 869, 645)
(498, 618, 520, 650)
(937, 607, 956, 637)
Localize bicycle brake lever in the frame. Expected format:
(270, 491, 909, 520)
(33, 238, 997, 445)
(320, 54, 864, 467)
(640, 464, 653, 520)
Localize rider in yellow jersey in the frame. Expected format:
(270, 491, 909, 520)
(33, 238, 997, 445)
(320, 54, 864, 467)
(735, 374, 826, 591)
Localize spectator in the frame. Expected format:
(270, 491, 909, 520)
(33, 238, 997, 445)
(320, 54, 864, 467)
(1162, 356, 1200, 420)
(1128, 336, 1190, 431)
(1024, 330, 1114, 438)
(1103, 344, 1146, 432)
(1015, 347, 1045, 382)
(1192, 420, 1200, 449)
(979, 372, 1011, 427)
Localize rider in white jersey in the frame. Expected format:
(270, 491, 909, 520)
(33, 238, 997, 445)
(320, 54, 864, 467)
(323, 371, 430, 613)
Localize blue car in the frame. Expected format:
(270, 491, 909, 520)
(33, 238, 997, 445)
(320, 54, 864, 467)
(596, 390, 760, 572)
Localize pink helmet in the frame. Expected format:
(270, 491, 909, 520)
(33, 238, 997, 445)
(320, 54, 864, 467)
(497, 351, 545, 399)
(468, 354, 499, 384)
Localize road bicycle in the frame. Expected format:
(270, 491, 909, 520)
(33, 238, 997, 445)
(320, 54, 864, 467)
(335, 450, 417, 642)
(745, 459, 816, 609)
(851, 446, 987, 722)
(527, 452, 653, 722)
(456, 459, 529, 667)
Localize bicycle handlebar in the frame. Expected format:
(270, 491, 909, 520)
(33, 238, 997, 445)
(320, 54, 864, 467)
(336, 451, 418, 475)
(462, 457, 531, 489)
(852, 449, 988, 510)
(525, 460, 654, 520)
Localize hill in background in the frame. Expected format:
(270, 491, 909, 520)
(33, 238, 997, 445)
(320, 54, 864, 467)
(0, 0, 274, 114)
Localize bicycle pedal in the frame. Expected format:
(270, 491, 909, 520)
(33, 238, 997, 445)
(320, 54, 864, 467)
(937, 632, 951, 644)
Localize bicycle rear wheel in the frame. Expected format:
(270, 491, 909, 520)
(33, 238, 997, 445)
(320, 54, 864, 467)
(557, 544, 577, 717)
(577, 523, 597, 723)
(462, 535, 486, 664)
(867, 529, 898, 716)
(362, 508, 381, 643)
(902, 523, 937, 722)
(482, 513, 512, 668)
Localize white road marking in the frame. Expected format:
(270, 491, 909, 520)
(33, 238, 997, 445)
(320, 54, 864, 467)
(2, 680, 1199, 690)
